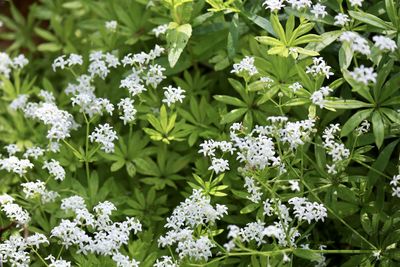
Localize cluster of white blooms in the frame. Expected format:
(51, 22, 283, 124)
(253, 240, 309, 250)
(323, 124, 350, 174)
(334, 13, 350, 26)
(162, 85, 186, 107)
(260, 76, 274, 88)
(390, 175, 400, 198)
(311, 3, 328, 19)
(0, 234, 49, 267)
(105, 20, 118, 31)
(0, 52, 29, 78)
(9, 94, 29, 111)
(51, 196, 142, 265)
(262, 0, 285, 11)
(276, 117, 316, 149)
(152, 24, 169, 38)
(158, 189, 227, 261)
(0, 155, 33, 176)
(23, 146, 45, 159)
(288, 180, 300, 191)
(356, 120, 370, 135)
(349, 0, 364, 7)
(52, 53, 83, 71)
(310, 86, 332, 108)
(209, 157, 230, 174)
(120, 45, 166, 96)
(65, 75, 114, 117)
(288, 197, 327, 223)
(24, 102, 78, 141)
(244, 176, 263, 203)
(21, 180, 59, 203)
(46, 255, 72, 267)
(4, 143, 20, 155)
(231, 56, 258, 77)
(0, 194, 30, 224)
(289, 82, 303, 92)
(349, 65, 377, 85)
(230, 123, 281, 170)
(198, 140, 235, 157)
(43, 159, 65, 181)
(117, 98, 137, 125)
(306, 57, 333, 79)
(89, 123, 118, 153)
(339, 31, 371, 55)
(287, 0, 312, 10)
(88, 51, 120, 79)
(372, 35, 397, 52)
(154, 256, 178, 267)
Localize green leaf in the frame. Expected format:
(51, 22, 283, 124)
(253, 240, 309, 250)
(240, 203, 259, 214)
(166, 23, 192, 67)
(324, 99, 373, 109)
(111, 160, 125, 172)
(214, 95, 246, 107)
(349, 11, 393, 30)
(270, 14, 286, 43)
(385, 0, 399, 27)
(372, 111, 384, 148)
(292, 34, 321, 45)
(255, 36, 283, 46)
(220, 108, 247, 124)
(341, 109, 373, 137)
(37, 43, 62, 52)
(293, 249, 324, 261)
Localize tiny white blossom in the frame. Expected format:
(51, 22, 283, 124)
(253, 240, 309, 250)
(105, 20, 118, 31)
(231, 56, 258, 76)
(334, 13, 350, 26)
(162, 85, 186, 106)
(311, 4, 328, 19)
(43, 159, 65, 181)
(152, 24, 168, 37)
(349, 0, 364, 7)
(349, 65, 377, 85)
(118, 98, 137, 125)
(262, 0, 285, 11)
(89, 123, 118, 153)
(372, 35, 397, 52)
(208, 157, 230, 174)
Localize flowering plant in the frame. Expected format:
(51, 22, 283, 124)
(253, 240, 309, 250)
(0, 0, 399, 266)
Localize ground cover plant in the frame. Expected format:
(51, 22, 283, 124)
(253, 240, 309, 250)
(0, 0, 399, 266)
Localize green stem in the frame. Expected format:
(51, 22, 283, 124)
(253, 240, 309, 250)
(31, 247, 49, 267)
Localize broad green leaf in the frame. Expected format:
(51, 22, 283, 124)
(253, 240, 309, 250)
(255, 36, 283, 46)
(349, 11, 393, 30)
(166, 23, 192, 67)
(341, 109, 373, 137)
(214, 95, 247, 107)
(270, 14, 286, 43)
(324, 99, 373, 109)
(240, 203, 259, 214)
(220, 108, 247, 124)
(372, 111, 384, 148)
(293, 249, 324, 261)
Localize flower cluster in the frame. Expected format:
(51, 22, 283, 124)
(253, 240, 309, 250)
(323, 124, 350, 174)
(51, 196, 142, 266)
(43, 159, 66, 181)
(349, 65, 377, 85)
(21, 180, 59, 203)
(339, 31, 371, 55)
(0, 194, 30, 224)
(390, 174, 400, 198)
(306, 57, 333, 79)
(231, 56, 258, 77)
(0, 52, 28, 78)
(162, 85, 186, 107)
(89, 123, 118, 153)
(310, 86, 332, 108)
(158, 189, 227, 262)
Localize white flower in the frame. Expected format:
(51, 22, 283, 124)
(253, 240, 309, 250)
(118, 98, 137, 125)
(244, 176, 263, 203)
(12, 54, 29, 69)
(349, 0, 363, 7)
(10, 94, 29, 111)
(89, 123, 118, 153)
(289, 197, 328, 223)
(23, 146, 45, 159)
(231, 56, 258, 76)
(356, 120, 370, 135)
(334, 13, 350, 26)
(1, 201, 30, 224)
(145, 64, 166, 88)
(112, 252, 140, 267)
(339, 31, 370, 55)
(372, 35, 397, 52)
(52, 54, 83, 71)
(152, 24, 168, 37)
(390, 174, 400, 198)
(208, 157, 230, 174)
(262, 0, 285, 11)
(306, 57, 333, 79)
(349, 65, 377, 85)
(4, 144, 20, 155)
(287, 0, 312, 10)
(311, 86, 332, 108)
(162, 85, 186, 106)
(154, 256, 178, 267)
(46, 255, 72, 267)
(311, 4, 328, 19)
(105, 20, 118, 31)
(0, 156, 34, 176)
(39, 90, 56, 103)
(288, 180, 300, 191)
(323, 124, 350, 164)
(43, 159, 65, 181)
(289, 82, 303, 92)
